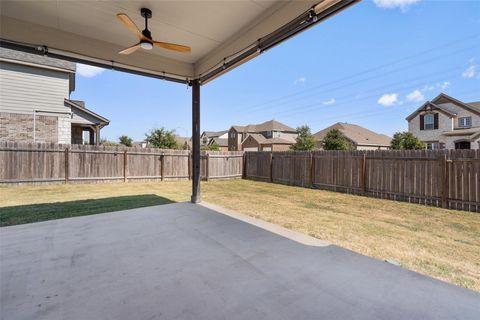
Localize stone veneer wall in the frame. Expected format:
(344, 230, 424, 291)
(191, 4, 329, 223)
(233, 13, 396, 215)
(57, 116, 71, 144)
(0, 112, 59, 143)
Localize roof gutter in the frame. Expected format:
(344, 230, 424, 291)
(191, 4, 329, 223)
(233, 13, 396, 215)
(0, 39, 189, 84)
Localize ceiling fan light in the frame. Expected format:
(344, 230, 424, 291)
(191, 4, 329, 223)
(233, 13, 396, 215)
(140, 41, 153, 50)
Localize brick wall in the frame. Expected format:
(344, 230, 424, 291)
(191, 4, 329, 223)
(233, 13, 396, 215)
(0, 112, 58, 143)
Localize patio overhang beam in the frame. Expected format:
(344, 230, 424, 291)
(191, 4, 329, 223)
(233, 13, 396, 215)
(199, 0, 359, 84)
(0, 39, 189, 84)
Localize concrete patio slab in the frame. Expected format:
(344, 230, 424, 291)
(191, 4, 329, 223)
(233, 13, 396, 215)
(1, 203, 479, 320)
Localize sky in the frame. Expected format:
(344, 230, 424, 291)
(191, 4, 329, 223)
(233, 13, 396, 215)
(71, 0, 480, 142)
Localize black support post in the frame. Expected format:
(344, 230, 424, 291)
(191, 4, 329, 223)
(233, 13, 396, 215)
(191, 80, 201, 203)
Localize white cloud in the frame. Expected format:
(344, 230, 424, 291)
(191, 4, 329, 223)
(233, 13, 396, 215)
(422, 84, 435, 92)
(377, 93, 399, 106)
(322, 98, 336, 105)
(406, 89, 424, 102)
(76, 64, 105, 78)
(462, 63, 477, 78)
(373, 0, 420, 12)
(294, 77, 306, 85)
(436, 81, 450, 90)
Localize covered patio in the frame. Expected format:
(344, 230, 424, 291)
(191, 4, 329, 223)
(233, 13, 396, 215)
(1, 1, 479, 319)
(1, 203, 479, 320)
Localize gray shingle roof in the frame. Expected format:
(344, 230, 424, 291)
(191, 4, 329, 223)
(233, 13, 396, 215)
(202, 130, 228, 138)
(232, 120, 296, 133)
(210, 138, 228, 147)
(313, 123, 391, 146)
(0, 47, 76, 72)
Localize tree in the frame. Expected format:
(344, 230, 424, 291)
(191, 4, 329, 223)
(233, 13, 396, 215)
(145, 127, 179, 149)
(323, 129, 351, 150)
(99, 139, 118, 146)
(118, 135, 133, 147)
(390, 132, 424, 150)
(290, 125, 316, 151)
(201, 143, 220, 151)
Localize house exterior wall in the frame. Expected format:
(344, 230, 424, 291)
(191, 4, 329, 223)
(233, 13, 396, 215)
(241, 135, 260, 151)
(443, 135, 480, 150)
(408, 111, 452, 143)
(0, 61, 71, 115)
(0, 61, 71, 143)
(268, 144, 291, 151)
(356, 145, 390, 150)
(0, 112, 58, 143)
(408, 101, 480, 149)
(57, 116, 71, 144)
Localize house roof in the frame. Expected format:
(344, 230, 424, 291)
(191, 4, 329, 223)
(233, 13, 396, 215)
(232, 120, 296, 133)
(65, 99, 109, 125)
(313, 123, 391, 146)
(175, 136, 191, 147)
(0, 1, 358, 84)
(0, 47, 76, 72)
(246, 133, 267, 144)
(443, 128, 480, 136)
(202, 130, 228, 138)
(262, 137, 294, 145)
(466, 101, 480, 112)
(406, 93, 480, 120)
(209, 138, 228, 147)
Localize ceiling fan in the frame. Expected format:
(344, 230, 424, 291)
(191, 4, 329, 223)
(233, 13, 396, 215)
(116, 8, 191, 55)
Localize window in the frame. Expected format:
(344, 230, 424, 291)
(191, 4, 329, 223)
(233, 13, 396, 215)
(424, 114, 434, 130)
(425, 142, 439, 150)
(229, 131, 235, 138)
(458, 117, 472, 128)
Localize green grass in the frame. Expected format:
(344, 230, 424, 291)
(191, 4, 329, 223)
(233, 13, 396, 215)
(1, 180, 479, 291)
(0, 194, 174, 227)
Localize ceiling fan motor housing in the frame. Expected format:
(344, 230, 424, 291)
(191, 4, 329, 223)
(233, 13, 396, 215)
(140, 8, 152, 19)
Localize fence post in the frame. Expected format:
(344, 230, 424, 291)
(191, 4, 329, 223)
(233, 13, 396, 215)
(361, 153, 366, 194)
(123, 150, 128, 182)
(64, 147, 69, 184)
(188, 151, 191, 180)
(439, 154, 448, 208)
(242, 152, 247, 179)
(269, 153, 274, 183)
(205, 153, 210, 181)
(310, 152, 315, 187)
(160, 153, 165, 181)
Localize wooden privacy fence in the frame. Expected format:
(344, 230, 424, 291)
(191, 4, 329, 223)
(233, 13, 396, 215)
(0, 142, 243, 184)
(245, 150, 480, 212)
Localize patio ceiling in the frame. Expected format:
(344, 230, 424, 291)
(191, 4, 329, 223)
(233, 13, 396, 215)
(0, 0, 358, 84)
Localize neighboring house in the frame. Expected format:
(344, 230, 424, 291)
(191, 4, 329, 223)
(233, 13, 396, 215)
(0, 47, 109, 145)
(133, 140, 149, 148)
(406, 93, 480, 150)
(175, 136, 192, 150)
(201, 130, 228, 146)
(208, 137, 228, 151)
(228, 120, 297, 151)
(241, 133, 295, 151)
(313, 122, 391, 150)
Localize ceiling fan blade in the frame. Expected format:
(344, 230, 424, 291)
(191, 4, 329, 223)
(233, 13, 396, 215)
(117, 13, 145, 40)
(119, 43, 141, 55)
(153, 41, 191, 53)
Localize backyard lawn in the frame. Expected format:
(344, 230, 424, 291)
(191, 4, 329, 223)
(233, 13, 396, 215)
(1, 180, 479, 291)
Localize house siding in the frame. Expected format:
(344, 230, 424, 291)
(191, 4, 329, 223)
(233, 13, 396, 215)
(0, 61, 71, 115)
